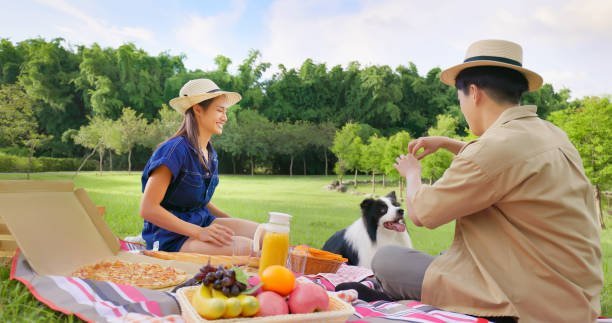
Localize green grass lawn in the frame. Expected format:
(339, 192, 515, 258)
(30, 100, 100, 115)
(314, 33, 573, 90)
(0, 172, 609, 321)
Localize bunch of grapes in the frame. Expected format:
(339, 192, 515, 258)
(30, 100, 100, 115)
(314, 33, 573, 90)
(173, 261, 221, 291)
(193, 262, 217, 282)
(201, 265, 247, 297)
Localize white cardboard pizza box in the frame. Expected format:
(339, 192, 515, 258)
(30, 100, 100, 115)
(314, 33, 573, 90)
(0, 180, 200, 279)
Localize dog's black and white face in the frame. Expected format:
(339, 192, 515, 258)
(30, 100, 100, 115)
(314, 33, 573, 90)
(322, 191, 412, 268)
(360, 191, 406, 242)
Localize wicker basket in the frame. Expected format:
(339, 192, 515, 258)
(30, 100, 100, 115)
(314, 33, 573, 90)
(292, 254, 345, 275)
(177, 286, 354, 323)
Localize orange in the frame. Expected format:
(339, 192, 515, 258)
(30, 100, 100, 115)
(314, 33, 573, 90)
(260, 265, 295, 296)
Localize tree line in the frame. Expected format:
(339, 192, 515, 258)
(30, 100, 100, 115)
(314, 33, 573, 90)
(0, 38, 609, 194)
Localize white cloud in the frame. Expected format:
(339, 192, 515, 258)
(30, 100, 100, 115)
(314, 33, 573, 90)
(261, 0, 516, 72)
(35, 0, 154, 47)
(1, 0, 609, 98)
(174, 0, 248, 70)
(261, 0, 611, 98)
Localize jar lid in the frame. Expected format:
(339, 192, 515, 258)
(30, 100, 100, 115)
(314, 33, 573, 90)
(268, 212, 292, 225)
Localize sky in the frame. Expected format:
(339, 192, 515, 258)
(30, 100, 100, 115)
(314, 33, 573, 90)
(1, 0, 611, 99)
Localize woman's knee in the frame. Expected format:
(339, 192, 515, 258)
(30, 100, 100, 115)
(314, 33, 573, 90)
(214, 218, 258, 237)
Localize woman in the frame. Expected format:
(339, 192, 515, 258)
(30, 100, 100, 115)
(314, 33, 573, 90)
(139, 78, 257, 254)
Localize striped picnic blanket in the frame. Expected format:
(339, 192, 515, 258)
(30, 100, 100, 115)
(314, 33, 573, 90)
(11, 244, 492, 323)
(10, 248, 182, 322)
(11, 242, 606, 322)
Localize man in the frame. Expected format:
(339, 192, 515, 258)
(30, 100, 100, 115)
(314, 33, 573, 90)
(373, 40, 603, 322)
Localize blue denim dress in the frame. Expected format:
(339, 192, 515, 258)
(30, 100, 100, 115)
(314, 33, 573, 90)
(140, 136, 219, 251)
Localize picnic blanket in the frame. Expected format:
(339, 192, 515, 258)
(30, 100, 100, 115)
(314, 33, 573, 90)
(299, 265, 491, 323)
(10, 242, 608, 322)
(10, 248, 182, 322)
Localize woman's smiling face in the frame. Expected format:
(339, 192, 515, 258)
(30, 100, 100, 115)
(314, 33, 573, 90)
(196, 95, 229, 136)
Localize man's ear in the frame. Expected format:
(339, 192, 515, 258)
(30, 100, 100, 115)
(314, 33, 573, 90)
(471, 84, 486, 105)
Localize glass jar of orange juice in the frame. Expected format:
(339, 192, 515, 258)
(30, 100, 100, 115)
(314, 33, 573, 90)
(253, 212, 291, 276)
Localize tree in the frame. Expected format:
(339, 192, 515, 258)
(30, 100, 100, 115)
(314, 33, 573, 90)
(234, 109, 273, 175)
(0, 38, 24, 84)
(77, 43, 184, 120)
(0, 84, 52, 178)
(17, 38, 88, 156)
(344, 65, 403, 130)
(72, 116, 113, 175)
(420, 114, 458, 183)
(273, 121, 312, 176)
(0, 84, 32, 146)
(144, 104, 182, 148)
(111, 107, 148, 174)
(311, 122, 336, 176)
(332, 123, 371, 186)
(234, 50, 271, 110)
(548, 97, 612, 226)
(396, 64, 456, 137)
(522, 83, 571, 119)
(361, 135, 388, 193)
(383, 131, 412, 199)
(213, 106, 242, 174)
(22, 130, 52, 178)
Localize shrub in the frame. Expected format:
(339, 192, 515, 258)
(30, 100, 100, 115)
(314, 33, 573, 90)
(0, 154, 96, 172)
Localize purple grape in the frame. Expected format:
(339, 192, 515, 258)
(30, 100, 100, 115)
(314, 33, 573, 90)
(221, 277, 232, 287)
(222, 286, 230, 296)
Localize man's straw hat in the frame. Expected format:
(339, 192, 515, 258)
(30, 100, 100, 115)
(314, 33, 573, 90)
(440, 39, 543, 91)
(169, 79, 241, 113)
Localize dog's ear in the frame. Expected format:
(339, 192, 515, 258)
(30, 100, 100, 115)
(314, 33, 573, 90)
(360, 198, 374, 211)
(385, 191, 397, 202)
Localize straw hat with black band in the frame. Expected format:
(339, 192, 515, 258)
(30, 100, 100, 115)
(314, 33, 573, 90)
(440, 39, 543, 92)
(169, 79, 242, 114)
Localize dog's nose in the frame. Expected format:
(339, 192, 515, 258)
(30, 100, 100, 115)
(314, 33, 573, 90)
(398, 209, 404, 215)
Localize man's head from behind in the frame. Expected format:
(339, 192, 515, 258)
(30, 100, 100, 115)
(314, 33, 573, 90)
(441, 39, 542, 135)
(455, 66, 528, 106)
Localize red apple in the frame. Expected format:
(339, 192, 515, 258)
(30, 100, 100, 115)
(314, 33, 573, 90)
(256, 291, 289, 316)
(247, 275, 263, 296)
(287, 283, 330, 314)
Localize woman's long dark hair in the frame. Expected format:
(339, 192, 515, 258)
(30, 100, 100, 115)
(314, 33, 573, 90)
(165, 98, 214, 168)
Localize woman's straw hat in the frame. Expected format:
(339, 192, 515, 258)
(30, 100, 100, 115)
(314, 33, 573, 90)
(440, 39, 543, 91)
(169, 79, 242, 113)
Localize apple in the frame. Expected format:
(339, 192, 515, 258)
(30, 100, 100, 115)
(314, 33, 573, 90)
(287, 282, 330, 314)
(247, 275, 263, 296)
(256, 291, 289, 316)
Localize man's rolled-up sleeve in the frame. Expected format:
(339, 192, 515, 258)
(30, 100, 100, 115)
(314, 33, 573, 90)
(412, 155, 499, 229)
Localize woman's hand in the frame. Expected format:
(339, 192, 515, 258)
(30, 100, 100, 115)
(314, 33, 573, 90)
(394, 154, 421, 178)
(197, 223, 234, 247)
(407, 136, 447, 160)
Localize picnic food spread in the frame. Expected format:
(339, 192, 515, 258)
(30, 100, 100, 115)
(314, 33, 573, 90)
(71, 259, 188, 289)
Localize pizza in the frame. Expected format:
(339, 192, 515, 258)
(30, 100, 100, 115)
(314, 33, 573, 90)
(72, 260, 188, 289)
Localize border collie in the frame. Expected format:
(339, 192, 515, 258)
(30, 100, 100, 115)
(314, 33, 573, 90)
(322, 191, 412, 269)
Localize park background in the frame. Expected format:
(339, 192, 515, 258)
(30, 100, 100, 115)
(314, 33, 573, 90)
(1, 0, 611, 321)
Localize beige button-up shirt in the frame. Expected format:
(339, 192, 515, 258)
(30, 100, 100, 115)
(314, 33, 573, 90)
(413, 105, 603, 322)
